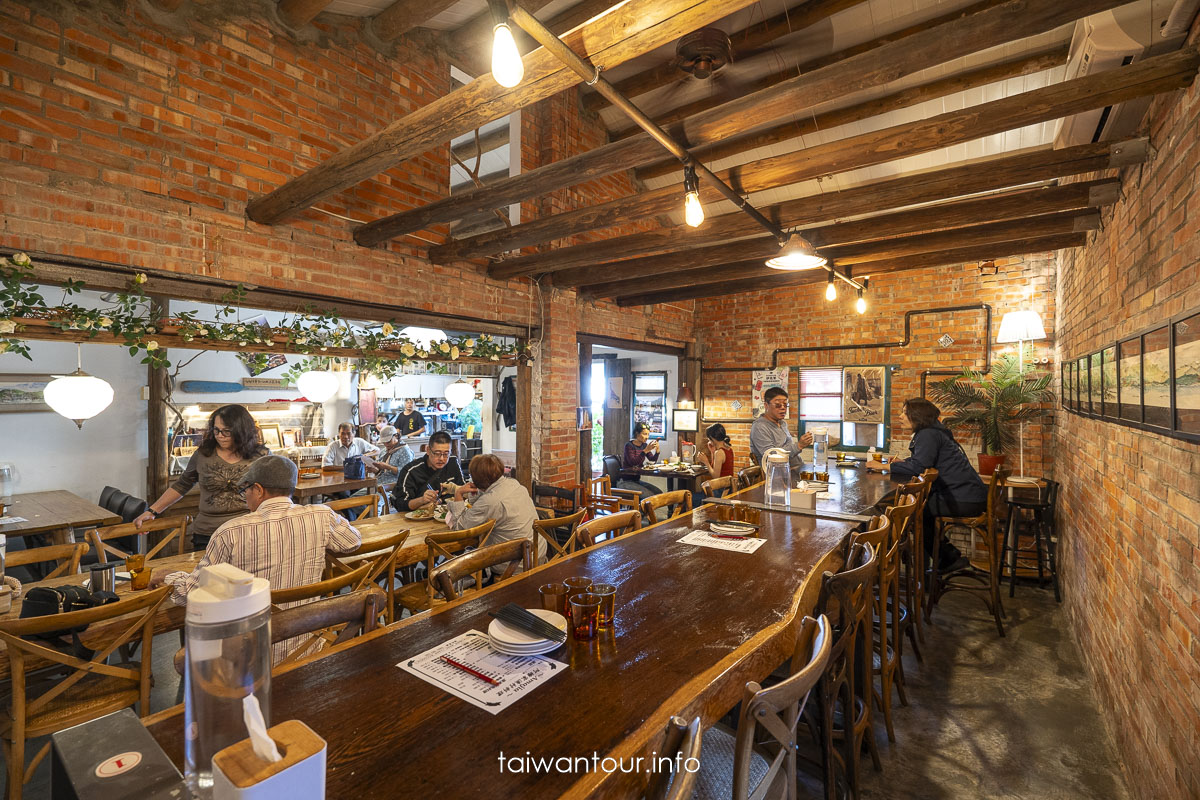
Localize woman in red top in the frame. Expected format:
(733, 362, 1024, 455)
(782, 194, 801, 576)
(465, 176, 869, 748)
(696, 423, 735, 478)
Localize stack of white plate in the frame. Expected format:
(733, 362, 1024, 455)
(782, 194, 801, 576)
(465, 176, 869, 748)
(487, 608, 567, 656)
(709, 522, 756, 537)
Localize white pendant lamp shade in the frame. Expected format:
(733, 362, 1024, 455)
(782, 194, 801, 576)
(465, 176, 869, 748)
(765, 233, 827, 270)
(399, 327, 447, 350)
(996, 310, 1047, 343)
(296, 370, 340, 404)
(444, 378, 474, 409)
(44, 370, 114, 429)
(491, 23, 524, 88)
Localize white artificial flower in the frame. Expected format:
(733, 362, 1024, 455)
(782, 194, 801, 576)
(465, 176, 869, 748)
(0, 320, 17, 334)
(146, 341, 159, 351)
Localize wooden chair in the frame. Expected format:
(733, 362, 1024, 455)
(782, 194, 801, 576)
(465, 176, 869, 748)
(898, 468, 937, 645)
(324, 493, 379, 520)
(430, 539, 533, 601)
(644, 716, 702, 800)
(854, 506, 907, 743)
(927, 467, 1010, 637)
(641, 490, 692, 525)
(270, 561, 373, 606)
(5, 543, 88, 580)
(700, 475, 736, 498)
(272, 588, 387, 668)
(88, 516, 189, 564)
(736, 465, 762, 491)
(532, 482, 580, 518)
(0, 586, 171, 800)
(576, 510, 640, 548)
(532, 508, 587, 565)
(585, 473, 641, 518)
(324, 530, 410, 623)
(394, 520, 496, 615)
(805, 542, 879, 800)
(693, 615, 832, 800)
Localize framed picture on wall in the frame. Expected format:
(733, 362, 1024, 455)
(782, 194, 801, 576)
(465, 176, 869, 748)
(258, 423, 283, 449)
(1101, 346, 1117, 418)
(1173, 311, 1200, 434)
(1142, 326, 1170, 429)
(1061, 363, 1070, 410)
(0, 374, 53, 412)
(1118, 336, 1142, 423)
(842, 366, 887, 424)
(1089, 352, 1102, 414)
(672, 408, 698, 433)
(1077, 357, 1089, 413)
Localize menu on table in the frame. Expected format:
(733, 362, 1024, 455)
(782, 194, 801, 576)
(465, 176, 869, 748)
(679, 529, 768, 554)
(398, 631, 566, 715)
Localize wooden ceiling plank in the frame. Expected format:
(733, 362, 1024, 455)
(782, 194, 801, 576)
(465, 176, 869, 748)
(485, 47, 1196, 279)
(611, 232, 1087, 306)
(582, 0, 869, 113)
(572, 181, 1118, 294)
(372, 0, 461, 42)
(245, 0, 762, 225)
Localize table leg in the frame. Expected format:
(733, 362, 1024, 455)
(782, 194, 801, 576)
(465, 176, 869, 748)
(49, 526, 73, 546)
(1007, 510, 1019, 598)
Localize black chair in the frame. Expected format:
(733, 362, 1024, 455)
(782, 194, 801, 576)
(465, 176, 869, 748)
(118, 495, 148, 524)
(98, 486, 120, 512)
(602, 455, 624, 486)
(1004, 479, 1061, 602)
(532, 483, 580, 548)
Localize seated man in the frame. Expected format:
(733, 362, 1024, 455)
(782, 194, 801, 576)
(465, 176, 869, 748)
(323, 421, 381, 467)
(749, 386, 813, 467)
(393, 430, 466, 511)
(152, 456, 362, 661)
(448, 453, 544, 571)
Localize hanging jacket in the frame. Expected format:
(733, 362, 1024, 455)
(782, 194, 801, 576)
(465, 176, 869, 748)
(496, 376, 517, 429)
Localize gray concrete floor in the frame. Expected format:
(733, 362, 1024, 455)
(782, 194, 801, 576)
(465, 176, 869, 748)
(11, 585, 1127, 799)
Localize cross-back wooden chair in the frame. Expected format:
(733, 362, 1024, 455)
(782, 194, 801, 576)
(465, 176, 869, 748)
(270, 561, 373, 606)
(430, 539, 533, 602)
(324, 493, 379, 520)
(532, 508, 587, 565)
(585, 473, 641, 518)
(324, 530, 410, 623)
(928, 467, 1010, 637)
(736, 465, 762, 491)
(693, 615, 833, 800)
(87, 516, 189, 565)
(854, 505, 907, 744)
(700, 475, 736, 498)
(5, 543, 88, 580)
(0, 585, 171, 800)
(644, 716, 702, 800)
(576, 509, 640, 548)
(532, 482, 580, 518)
(394, 520, 496, 615)
(641, 490, 692, 525)
(898, 468, 937, 644)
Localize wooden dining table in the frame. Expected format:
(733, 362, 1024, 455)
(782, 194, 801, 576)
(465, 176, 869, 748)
(292, 470, 378, 502)
(145, 502, 860, 798)
(0, 490, 121, 545)
(715, 461, 900, 520)
(631, 463, 710, 494)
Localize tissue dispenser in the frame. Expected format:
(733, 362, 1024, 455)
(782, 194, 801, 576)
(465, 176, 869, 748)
(790, 488, 818, 509)
(212, 720, 325, 800)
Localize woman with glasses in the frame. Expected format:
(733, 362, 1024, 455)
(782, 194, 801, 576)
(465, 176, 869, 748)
(136, 404, 269, 548)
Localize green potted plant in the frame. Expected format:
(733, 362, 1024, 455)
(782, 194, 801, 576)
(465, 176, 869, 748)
(928, 353, 1054, 475)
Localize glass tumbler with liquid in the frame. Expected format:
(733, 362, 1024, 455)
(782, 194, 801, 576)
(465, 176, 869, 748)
(184, 564, 272, 798)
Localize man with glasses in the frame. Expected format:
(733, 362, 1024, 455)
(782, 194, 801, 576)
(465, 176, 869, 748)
(393, 430, 466, 512)
(750, 387, 814, 467)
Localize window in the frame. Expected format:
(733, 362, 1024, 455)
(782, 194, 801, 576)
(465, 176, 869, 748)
(797, 367, 889, 450)
(632, 371, 667, 439)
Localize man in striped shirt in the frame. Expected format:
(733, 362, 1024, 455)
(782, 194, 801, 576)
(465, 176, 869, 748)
(154, 456, 362, 660)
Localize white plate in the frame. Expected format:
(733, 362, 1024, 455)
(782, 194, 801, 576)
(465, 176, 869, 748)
(489, 637, 565, 656)
(1007, 476, 1041, 486)
(488, 608, 567, 648)
(710, 522, 757, 536)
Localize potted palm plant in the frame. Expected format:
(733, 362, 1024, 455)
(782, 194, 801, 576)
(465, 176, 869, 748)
(928, 354, 1054, 475)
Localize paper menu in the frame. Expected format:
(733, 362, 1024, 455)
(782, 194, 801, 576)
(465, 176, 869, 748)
(679, 529, 768, 554)
(398, 631, 565, 715)
(0, 516, 27, 524)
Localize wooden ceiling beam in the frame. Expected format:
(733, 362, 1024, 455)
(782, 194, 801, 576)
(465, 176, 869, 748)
(610, 232, 1087, 306)
(484, 47, 1197, 279)
(371, 0, 1129, 248)
(582, 0, 868, 113)
(371, 0, 460, 42)
(246, 0, 760, 225)
(571, 182, 1117, 294)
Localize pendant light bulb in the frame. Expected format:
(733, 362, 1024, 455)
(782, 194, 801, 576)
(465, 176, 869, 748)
(491, 23, 524, 88)
(855, 289, 867, 315)
(765, 232, 827, 270)
(825, 275, 837, 301)
(682, 167, 704, 227)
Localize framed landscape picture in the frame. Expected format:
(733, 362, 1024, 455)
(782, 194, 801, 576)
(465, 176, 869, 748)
(1118, 337, 1142, 422)
(1077, 357, 1089, 413)
(0, 374, 53, 412)
(1142, 326, 1170, 428)
(1089, 352, 1102, 414)
(1101, 346, 1117, 418)
(1173, 311, 1200, 434)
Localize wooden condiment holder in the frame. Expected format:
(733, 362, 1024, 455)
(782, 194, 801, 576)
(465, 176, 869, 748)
(212, 719, 326, 799)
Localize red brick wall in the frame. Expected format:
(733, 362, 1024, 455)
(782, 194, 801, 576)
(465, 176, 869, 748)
(0, 0, 694, 483)
(1054, 24, 1200, 797)
(694, 257, 1058, 474)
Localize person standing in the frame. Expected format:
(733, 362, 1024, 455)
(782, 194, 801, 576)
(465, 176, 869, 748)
(136, 404, 268, 549)
(749, 387, 813, 467)
(394, 398, 427, 438)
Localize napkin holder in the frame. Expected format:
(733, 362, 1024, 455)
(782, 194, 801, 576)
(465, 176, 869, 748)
(212, 720, 326, 800)
(790, 489, 817, 509)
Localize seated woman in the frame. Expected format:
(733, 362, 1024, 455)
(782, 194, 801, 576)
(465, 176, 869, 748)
(617, 422, 662, 498)
(373, 425, 414, 509)
(447, 453, 545, 569)
(695, 423, 735, 485)
(873, 397, 985, 572)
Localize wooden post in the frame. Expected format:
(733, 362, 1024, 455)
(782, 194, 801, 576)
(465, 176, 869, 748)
(147, 299, 169, 501)
(579, 340, 592, 485)
(516, 358, 533, 492)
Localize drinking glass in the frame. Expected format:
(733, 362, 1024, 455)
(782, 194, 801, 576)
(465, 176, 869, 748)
(569, 594, 602, 640)
(126, 554, 150, 591)
(713, 504, 731, 522)
(539, 583, 570, 616)
(799, 471, 814, 481)
(815, 471, 830, 483)
(563, 576, 592, 598)
(586, 583, 616, 627)
(744, 506, 761, 525)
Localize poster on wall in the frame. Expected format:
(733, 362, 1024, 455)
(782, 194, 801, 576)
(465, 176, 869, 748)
(843, 366, 887, 424)
(751, 368, 789, 418)
(606, 377, 624, 409)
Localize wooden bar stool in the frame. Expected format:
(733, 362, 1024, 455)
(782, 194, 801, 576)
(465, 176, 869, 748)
(1004, 479, 1061, 602)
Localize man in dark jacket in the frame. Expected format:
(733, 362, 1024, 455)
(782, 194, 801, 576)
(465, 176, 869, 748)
(393, 430, 466, 511)
(877, 397, 986, 572)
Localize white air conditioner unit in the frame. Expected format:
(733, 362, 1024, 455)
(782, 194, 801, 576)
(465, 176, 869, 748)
(1053, 0, 1191, 148)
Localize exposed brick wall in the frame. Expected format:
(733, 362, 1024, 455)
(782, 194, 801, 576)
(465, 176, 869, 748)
(0, 0, 695, 483)
(1054, 24, 1200, 797)
(693, 257, 1058, 474)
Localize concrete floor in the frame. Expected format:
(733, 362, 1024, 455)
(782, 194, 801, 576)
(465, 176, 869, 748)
(11, 585, 1127, 799)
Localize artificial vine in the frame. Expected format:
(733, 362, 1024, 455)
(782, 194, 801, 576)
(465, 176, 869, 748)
(0, 253, 524, 374)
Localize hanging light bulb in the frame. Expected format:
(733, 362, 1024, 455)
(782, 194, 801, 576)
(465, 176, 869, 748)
(825, 274, 837, 301)
(491, 22, 524, 88)
(43, 344, 114, 429)
(445, 378, 475, 409)
(765, 232, 826, 270)
(296, 370, 340, 404)
(683, 166, 704, 228)
(856, 289, 867, 315)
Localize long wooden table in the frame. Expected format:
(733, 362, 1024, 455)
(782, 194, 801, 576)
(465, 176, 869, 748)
(631, 464, 710, 494)
(146, 503, 859, 798)
(1, 490, 120, 544)
(293, 471, 378, 501)
(718, 461, 899, 519)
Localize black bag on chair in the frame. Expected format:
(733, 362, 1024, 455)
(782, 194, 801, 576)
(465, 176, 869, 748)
(343, 455, 366, 480)
(19, 585, 119, 640)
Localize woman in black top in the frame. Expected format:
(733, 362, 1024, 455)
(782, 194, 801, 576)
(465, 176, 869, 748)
(883, 397, 986, 569)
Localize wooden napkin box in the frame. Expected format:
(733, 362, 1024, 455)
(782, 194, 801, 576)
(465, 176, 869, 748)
(212, 720, 326, 800)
